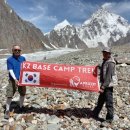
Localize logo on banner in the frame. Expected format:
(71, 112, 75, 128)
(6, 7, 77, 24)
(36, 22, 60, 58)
(70, 76, 80, 87)
(22, 71, 40, 85)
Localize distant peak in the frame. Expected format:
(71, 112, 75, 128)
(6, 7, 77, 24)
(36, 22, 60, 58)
(83, 5, 129, 28)
(89, 6, 115, 21)
(54, 19, 71, 31)
(63, 19, 70, 24)
(95, 7, 110, 15)
(83, 7, 110, 25)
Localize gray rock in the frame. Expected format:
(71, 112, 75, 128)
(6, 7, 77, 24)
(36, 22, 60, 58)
(15, 124, 24, 130)
(47, 124, 61, 130)
(47, 115, 61, 124)
(114, 114, 119, 121)
(0, 45, 130, 130)
(39, 114, 46, 122)
(25, 125, 38, 130)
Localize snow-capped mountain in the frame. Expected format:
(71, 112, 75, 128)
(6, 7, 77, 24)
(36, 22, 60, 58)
(46, 20, 86, 49)
(45, 7, 130, 49)
(54, 19, 72, 31)
(45, 20, 86, 49)
(79, 7, 130, 47)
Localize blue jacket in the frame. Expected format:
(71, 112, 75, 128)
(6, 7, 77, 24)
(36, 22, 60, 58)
(7, 55, 26, 80)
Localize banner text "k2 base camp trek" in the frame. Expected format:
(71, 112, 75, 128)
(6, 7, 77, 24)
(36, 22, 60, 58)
(19, 61, 100, 92)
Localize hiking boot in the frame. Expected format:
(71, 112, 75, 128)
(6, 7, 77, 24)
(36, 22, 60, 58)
(91, 114, 99, 119)
(100, 120, 113, 127)
(91, 114, 105, 122)
(4, 111, 9, 119)
(87, 111, 98, 119)
(18, 106, 26, 113)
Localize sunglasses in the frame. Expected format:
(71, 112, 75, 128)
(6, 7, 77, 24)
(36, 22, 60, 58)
(14, 49, 21, 52)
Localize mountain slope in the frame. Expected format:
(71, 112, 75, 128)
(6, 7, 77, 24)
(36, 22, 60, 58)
(45, 20, 87, 49)
(54, 19, 71, 31)
(79, 7, 130, 47)
(46, 7, 130, 49)
(0, 0, 48, 53)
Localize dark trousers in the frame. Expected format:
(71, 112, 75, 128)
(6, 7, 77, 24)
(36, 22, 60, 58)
(93, 87, 113, 120)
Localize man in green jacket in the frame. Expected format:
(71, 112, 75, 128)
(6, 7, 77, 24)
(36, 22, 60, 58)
(93, 47, 118, 125)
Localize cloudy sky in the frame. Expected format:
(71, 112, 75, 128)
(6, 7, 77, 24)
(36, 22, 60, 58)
(7, 0, 130, 33)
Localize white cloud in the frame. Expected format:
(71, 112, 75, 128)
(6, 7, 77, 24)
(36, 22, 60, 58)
(8, 0, 130, 33)
(102, 1, 130, 14)
(29, 14, 44, 22)
(25, 13, 58, 33)
(67, 0, 98, 21)
(114, 2, 130, 14)
(20, 3, 58, 32)
(101, 3, 112, 9)
(29, 4, 46, 12)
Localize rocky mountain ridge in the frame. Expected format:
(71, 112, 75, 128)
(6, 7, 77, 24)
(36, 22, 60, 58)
(0, 0, 48, 53)
(1, 0, 130, 53)
(46, 7, 130, 49)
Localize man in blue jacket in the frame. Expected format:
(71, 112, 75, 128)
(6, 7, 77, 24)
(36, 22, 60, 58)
(4, 45, 26, 119)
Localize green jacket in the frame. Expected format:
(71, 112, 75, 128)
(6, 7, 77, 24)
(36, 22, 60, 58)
(100, 57, 118, 88)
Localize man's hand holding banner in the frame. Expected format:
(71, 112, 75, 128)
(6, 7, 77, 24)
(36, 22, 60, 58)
(19, 61, 100, 92)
